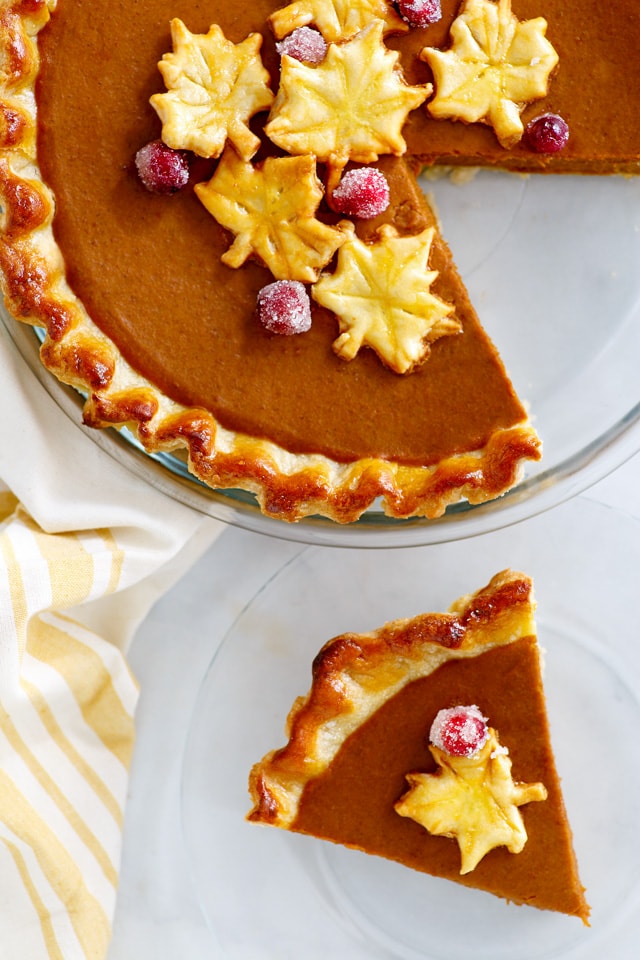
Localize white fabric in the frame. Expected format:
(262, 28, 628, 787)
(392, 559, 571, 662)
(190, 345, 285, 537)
(0, 324, 223, 959)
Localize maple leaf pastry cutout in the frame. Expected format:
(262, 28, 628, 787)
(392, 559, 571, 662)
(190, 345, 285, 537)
(150, 19, 274, 162)
(269, 0, 407, 43)
(265, 20, 430, 174)
(395, 728, 548, 874)
(312, 223, 461, 374)
(421, 0, 559, 148)
(195, 149, 349, 283)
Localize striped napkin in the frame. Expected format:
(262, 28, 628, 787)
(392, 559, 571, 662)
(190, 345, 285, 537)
(0, 329, 222, 958)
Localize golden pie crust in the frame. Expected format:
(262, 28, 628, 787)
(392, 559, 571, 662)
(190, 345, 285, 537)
(247, 569, 590, 920)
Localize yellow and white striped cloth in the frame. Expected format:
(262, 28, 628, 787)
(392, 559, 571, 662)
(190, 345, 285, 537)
(0, 491, 137, 958)
(0, 332, 221, 958)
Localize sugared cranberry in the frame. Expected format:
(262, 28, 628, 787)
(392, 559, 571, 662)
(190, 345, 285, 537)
(430, 705, 489, 758)
(135, 140, 190, 194)
(257, 280, 312, 335)
(524, 113, 570, 154)
(396, 0, 442, 27)
(331, 167, 390, 219)
(276, 27, 327, 64)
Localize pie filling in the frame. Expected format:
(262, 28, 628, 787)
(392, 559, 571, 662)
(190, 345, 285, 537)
(35, 0, 539, 467)
(293, 640, 585, 916)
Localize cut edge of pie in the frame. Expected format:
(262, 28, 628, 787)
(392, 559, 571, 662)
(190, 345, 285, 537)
(0, 1, 542, 524)
(247, 569, 590, 922)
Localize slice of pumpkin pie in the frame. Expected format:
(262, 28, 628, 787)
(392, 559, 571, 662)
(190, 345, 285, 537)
(248, 570, 590, 921)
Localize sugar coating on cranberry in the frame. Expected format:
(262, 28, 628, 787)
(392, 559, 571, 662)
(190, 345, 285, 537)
(524, 113, 570, 155)
(332, 167, 390, 219)
(135, 140, 190, 194)
(396, 0, 442, 27)
(430, 705, 489, 758)
(276, 27, 327, 64)
(257, 280, 312, 335)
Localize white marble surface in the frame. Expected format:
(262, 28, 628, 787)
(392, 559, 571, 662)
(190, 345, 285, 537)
(105, 451, 640, 960)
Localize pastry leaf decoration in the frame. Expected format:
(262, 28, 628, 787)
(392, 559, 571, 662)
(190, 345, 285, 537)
(265, 20, 429, 172)
(395, 728, 548, 873)
(195, 149, 349, 282)
(269, 0, 407, 42)
(312, 224, 460, 374)
(150, 19, 274, 161)
(421, 0, 559, 147)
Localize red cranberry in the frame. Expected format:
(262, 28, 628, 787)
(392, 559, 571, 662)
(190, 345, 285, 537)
(429, 705, 489, 758)
(257, 280, 312, 335)
(276, 27, 327, 64)
(331, 167, 390, 219)
(524, 113, 570, 154)
(135, 140, 190, 194)
(396, 0, 442, 27)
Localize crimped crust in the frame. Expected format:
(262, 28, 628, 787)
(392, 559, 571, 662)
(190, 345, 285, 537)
(248, 569, 536, 826)
(0, 1, 541, 524)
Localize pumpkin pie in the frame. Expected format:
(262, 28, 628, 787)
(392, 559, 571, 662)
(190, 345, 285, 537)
(247, 569, 590, 921)
(0, 0, 637, 522)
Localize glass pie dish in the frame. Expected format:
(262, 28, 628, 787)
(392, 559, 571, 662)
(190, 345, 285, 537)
(2, 168, 640, 546)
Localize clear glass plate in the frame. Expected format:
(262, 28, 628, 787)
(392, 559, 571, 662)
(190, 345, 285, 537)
(181, 497, 640, 959)
(3, 170, 640, 545)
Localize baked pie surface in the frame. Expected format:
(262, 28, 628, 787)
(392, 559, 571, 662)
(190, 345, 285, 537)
(248, 569, 590, 920)
(0, 0, 637, 522)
